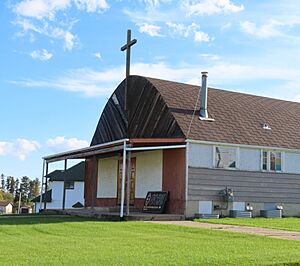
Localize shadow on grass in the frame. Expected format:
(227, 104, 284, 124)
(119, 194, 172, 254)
(0, 214, 97, 225)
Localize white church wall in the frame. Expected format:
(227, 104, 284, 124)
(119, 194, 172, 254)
(285, 152, 300, 174)
(46, 181, 84, 209)
(48, 181, 64, 209)
(188, 143, 213, 168)
(238, 148, 261, 171)
(65, 182, 84, 208)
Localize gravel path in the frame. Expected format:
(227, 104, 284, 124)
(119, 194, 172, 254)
(149, 221, 300, 241)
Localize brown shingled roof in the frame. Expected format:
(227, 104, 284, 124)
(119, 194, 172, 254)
(0, 201, 13, 207)
(146, 76, 300, 150)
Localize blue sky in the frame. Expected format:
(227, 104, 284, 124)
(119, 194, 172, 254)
(1, 0, 300, 179)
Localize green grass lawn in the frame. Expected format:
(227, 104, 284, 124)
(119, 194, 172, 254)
(1, 216, 300, 265)
(195, 217, 300, 232)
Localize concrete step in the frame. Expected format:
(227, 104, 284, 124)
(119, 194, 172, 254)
(54, 209, 185, 221)
(125, 214, 185, 221)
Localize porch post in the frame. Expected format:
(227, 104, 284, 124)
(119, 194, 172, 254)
(91, 156, 96, 209)
(43, 162, 49, 210)
(126, 150, 131, 216)
(62, 159, 67, 210)
(120, 140, 127, 218)
(39, 159, 45, 212)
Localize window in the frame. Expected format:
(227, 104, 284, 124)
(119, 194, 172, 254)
(261, 150, 282, 172)
(215, 146, 237, 169)
(262, 151, 268, 170)
(65, 181, 74, 190)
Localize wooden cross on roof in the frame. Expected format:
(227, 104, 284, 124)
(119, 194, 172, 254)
(121, 29, 137, 111)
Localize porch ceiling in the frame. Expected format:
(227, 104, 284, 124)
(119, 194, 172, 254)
(43, 139, 128, 163)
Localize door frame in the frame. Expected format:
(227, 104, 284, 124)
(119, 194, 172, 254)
(117, 157, 136, 205)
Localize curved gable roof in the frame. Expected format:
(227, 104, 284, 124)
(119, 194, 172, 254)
(92, 75, 300, 149)
(91, 76, 184, 145)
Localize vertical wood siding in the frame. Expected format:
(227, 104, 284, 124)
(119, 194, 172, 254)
(163, 148, 186, 214)
(91, 76, 184, 146)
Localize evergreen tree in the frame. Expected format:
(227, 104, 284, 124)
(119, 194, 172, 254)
(20, 176, 31, 203)
(14, 178, 20, 203)
(6, 176, 15, 195)
(0, 173, 5, 191)
(29, 178, 40, 199)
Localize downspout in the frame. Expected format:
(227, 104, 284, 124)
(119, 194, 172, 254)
(91, 156, 96, 209)
(39, 159, 45, 212)
(126, 150, 131, 216)
(62, 159, 67, 210)
(43, 162, 49, 210)
(185, 142, 189, 217)
(120, 140, 127, 219)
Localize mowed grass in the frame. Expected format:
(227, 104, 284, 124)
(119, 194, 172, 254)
(1, 216, 300, 265)
(195, 217, 300, 232)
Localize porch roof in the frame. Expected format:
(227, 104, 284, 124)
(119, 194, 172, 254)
(43, 139, 128, 163)
(42, 138, 186, 163)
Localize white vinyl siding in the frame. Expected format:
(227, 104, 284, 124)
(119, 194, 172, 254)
(188, 142, 300, 173)
(214, 146, 238, 169)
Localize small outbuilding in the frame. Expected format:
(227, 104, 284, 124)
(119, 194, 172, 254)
(32, 162, 85, 212)
(0, 201, 13, 214)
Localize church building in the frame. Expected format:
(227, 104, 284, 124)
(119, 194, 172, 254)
(43, 73, 300, 218)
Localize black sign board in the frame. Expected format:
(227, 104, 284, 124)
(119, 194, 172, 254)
(143, 191, 169, 214)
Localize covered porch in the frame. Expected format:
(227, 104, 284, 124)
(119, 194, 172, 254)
(41, 138, 186, 219)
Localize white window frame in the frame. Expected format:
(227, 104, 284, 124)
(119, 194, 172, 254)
(260, 150, 284, 172)
(213, 145, 239, 170)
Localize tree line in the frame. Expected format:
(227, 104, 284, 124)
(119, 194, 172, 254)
(0, 173, 40, 205)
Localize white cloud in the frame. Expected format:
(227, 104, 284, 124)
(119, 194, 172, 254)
(93, 52, 102, 60)
(15, 18, 78, 50)
(166, 22, 211, 42)
(182, 0, 244, 16)
(143, 0, 171, 9)
(12, 0, 108, 50)
(221, 22, 232, 31)
(139, 23, 162, 36)
(14, 0, 70, 20)
(10, 67, 122, 97)
(14, 0, 108, 20)
(10, 59, 300, 102)
(200, 54, 221, 61)
(64, 31, 75, 50)
(194, 31, 210, 42)
(240, 20, 284, 39)
(0, 139, 40, 160)
(74, 0, 109, 12)
(46, 136, 89, 152)
(30, 49, 53, 61)
(49, 27, 77, 51)
(14, 19, 43, 34)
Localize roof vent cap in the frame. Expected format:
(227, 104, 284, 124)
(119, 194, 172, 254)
(262, 123, 271, 130)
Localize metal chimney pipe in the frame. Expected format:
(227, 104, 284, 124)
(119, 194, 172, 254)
(200, 71, 208, 118)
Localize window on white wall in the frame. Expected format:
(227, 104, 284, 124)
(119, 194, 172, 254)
(261, 150, 282, 172)
(215, 146, 237, 169)
(65, 181, 74, 190)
